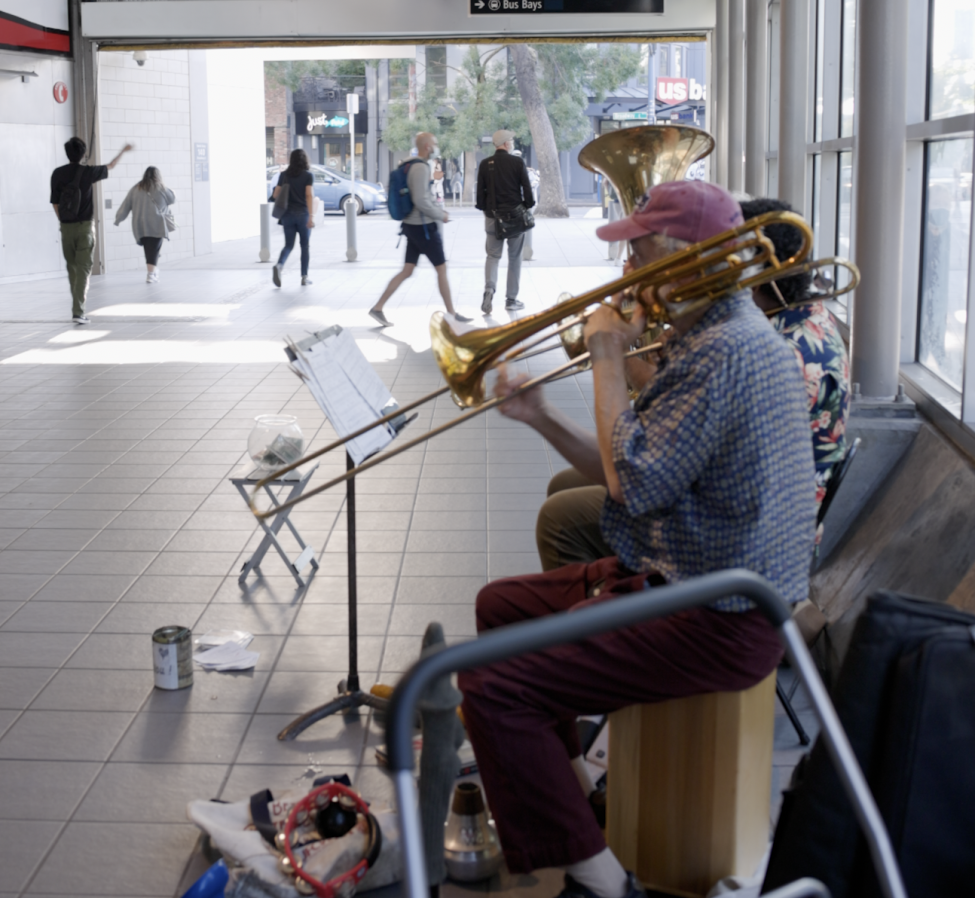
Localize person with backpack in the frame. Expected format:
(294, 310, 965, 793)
(271, 149, 316, 288)
(50, 137, 133, 324)
(368, 132, 470, 327)
(113, 166, 176, 284)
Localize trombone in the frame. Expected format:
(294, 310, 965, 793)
(250, 209, 815, 520)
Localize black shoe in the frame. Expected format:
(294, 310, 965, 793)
(555, 872, 646, 898)
(481, 290, 494, 314)
(72, 315, 91, 325)
(454, 313, 474, 323)
(369, 308, 392, 327)
(272, 265, 282, 287)
(505, 298, 525, 311)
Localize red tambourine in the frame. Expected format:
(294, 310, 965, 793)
(281, 782, 382, 898)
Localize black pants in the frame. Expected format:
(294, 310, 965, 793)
(142, 237, 163, 266)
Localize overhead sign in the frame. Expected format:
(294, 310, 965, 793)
(0, 0, 70, 56)
(656, 77, 706, 103)
(612, 111, 648, 121)
(470, 0, 662, 14)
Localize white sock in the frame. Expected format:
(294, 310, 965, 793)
(564, 847, 629, 898)
(571, 755, 596, 797)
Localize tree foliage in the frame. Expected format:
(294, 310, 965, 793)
(265, 59, 376, 93)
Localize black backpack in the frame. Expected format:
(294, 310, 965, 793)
(59, 166, 85, 219)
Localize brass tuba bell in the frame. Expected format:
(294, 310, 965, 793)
(577, 124, 715, 215)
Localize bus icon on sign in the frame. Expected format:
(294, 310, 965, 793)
(489, 0, 500, 8)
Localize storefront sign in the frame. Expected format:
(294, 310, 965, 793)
(470, 0, 662, 13)
(299, 111, 357, 134)
(655, 77, 706, 103)
(611, 111, 648, 121)
(0, 0, 70, 56)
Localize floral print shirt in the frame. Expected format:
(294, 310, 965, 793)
(770, 301, 851, 510)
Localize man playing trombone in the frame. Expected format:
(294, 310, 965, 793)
(457, 181, 817, 898)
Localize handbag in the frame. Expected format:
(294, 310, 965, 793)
(271, 175, 290, 221)
(164, 208, 177, 231)
(489, 159, 535, 240)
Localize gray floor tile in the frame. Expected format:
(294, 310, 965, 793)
(95, 602, 208, 634)
(0, 600, 22, 626)
(31, 574, 137, 603)
(7, 529, 98, 551)
(317, 553, 404, 577)
(59, 551, 158, 576)
(0, 632, 85, 668)
(395, 577, 486, 604)
(235, 712, 367, 767)
(33, 509, 119, 529)
(74, 762, 228, 822)
(144, 552, 239, 577)
(488, 553, 542, 578)
(401, 552, 486, 578)
(0, 819, 62, 892)
(389, 604, 477, 637)
(85, 530, 175, 552)
(144, 669, 270, 715)
(380, 635, 427, 675)
(111, 711, 251, 764)
(276, 635, 384, 672)
(31, 669, 154, 712)
(256, 670, 380, 715)
(0, 550, 76, 575)
(0, 668, 56, 710)
(192, 602, 300, 637)
(219, 762, 352, 801)
(0, 710, 135, 761)
(290, 603, 391, 637)
(0, 710, 19, 739)
(302, 576, 397, 605)
(1, 601, 112, 634)
(0, 760, 101, 821)
(27, 821, 201, 896)
(120, 575, 222, 604)
(0, 573, 51, 601)
(107, 510, 193, 530)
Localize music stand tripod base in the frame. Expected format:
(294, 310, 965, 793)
(278, 680, 390, 741)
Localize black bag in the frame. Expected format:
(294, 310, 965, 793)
(762, 592, 975, 898)
(59, 165, 85, 220)
(489, 158, 534, 240)
(271, 175, 290, 221)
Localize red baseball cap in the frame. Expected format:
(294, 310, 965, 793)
(596, 180, 744, 245)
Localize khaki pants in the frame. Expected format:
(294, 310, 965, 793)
(535, 467, 613, 571)
(60, 220, 96, 317)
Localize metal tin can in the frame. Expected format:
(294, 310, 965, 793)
(152, 625, 193, 690)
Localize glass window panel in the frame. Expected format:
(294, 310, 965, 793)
(840, 0, 856, 137)
(815, 0, 826, 141)
(812, 154, 822, 259)
(918, 138, 973, 391)
(836, 151, 854, 305)
(929, 0, 975, 119)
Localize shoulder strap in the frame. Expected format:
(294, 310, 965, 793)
(488, 159, 497, 215)
(71, 165, 84, 187)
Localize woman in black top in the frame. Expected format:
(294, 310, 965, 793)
(272, 149, 316, 287)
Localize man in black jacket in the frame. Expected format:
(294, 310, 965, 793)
(476, 130, 535, 315)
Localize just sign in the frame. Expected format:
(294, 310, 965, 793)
(306, 113, 350, 132)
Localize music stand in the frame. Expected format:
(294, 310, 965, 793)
(276, 327, 414, 741)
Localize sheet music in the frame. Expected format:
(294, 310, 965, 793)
(289, 330, 393, 465)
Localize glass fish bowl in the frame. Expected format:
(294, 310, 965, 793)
(248, 415, 305, 472)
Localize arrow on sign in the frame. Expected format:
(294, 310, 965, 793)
(475, 0, 485, 7)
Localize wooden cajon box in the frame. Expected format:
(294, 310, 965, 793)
(605, 673, 776, 897)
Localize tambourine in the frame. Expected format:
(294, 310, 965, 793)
(279, 782, 382, 898)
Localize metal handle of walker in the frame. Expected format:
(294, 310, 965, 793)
(386, 569, 908, 898)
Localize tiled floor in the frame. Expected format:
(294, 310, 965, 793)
(0, 210, 817, 898)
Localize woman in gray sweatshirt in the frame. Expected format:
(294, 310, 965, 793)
(114, 167, 176, 283)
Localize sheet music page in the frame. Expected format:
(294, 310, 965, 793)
(297, 338, 392, 465)
(331, 330, 393, 413)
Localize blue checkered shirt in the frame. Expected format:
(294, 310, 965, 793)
(600, 291, 817, 611)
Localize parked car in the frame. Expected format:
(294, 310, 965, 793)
(266, 165, 387, 216)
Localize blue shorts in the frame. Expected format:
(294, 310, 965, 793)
(403, 223, 445, 267)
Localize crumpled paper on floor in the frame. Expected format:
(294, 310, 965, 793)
(193, 630, 259, 671)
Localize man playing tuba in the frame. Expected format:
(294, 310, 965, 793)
(458, 180, 816, 898)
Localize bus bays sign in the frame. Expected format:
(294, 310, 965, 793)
(470, 0, 663, 13)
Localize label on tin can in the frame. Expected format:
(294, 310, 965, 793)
(152, 625, 193, 690)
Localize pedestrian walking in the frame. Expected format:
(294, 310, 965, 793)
(50, 137, 133, 324)
(113, 166, 176, 283)
(272, 149, 316, 287)
(476, 129, 535, 315)
(369, 133, 469, 327)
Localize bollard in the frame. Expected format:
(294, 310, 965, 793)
(259, 204, 271, 263)
(523, 225, 534, 262)
(607, 201, 621, 261)
(345, 197, 358, 262)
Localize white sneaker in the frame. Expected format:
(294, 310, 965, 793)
(148, 271, 159, 284)
(301, 276, 313, 286)
(73, 315, 91, 325)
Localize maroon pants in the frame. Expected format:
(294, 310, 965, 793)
(458, 556, 785, 874)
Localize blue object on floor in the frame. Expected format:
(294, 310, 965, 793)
(181, 859, 228, 898)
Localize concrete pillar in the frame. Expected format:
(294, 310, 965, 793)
(777, 0, 809, 213)
(714, 0, 730, 187)
(745, 0, 768, 196)
(850, 0, 910, 399)
(728, 0, 745, 193)
(378, 60, 390, 186)
(366, 64, 378, 183)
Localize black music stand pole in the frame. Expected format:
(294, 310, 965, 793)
(277, 450, 388, 741)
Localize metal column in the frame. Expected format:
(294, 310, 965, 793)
(714, 0, 730, 187)
(778, 0, 809, 213)
(745, 0, 769, 196)
(850, 0, 910, 399)
(728, 0, 745, 193)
